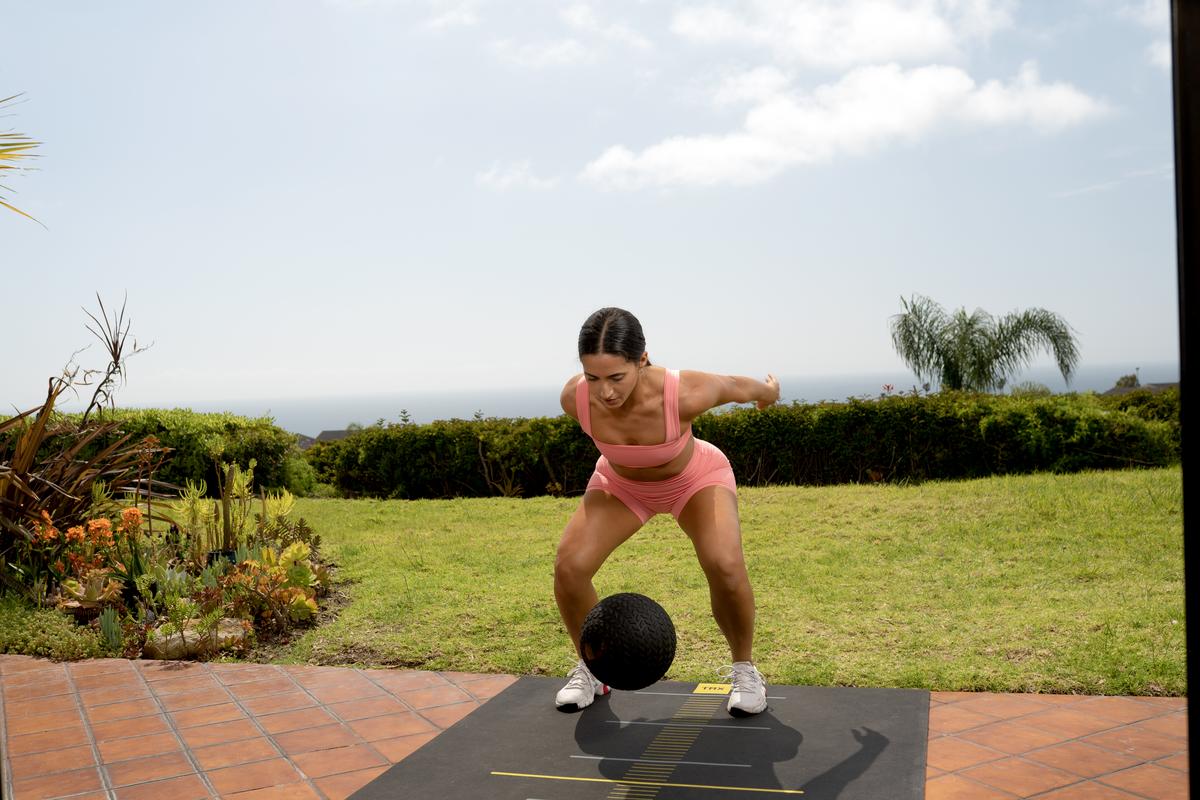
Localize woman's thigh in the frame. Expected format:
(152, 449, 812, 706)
(676, 485, 746, 577)
(555, 489, 645, 580)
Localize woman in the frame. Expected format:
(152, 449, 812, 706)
(554, 307, 780, 716)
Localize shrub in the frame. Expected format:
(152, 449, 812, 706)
(0, 594, 111, 660)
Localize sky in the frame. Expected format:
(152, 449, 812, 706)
(1, 0, 1181, 423)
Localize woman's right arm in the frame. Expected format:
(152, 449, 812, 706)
(560, 375, 582, 420)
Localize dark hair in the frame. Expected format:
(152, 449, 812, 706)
(578, 307, 649, 364)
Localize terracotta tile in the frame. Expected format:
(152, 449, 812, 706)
(7, 724, 90, 756)
(959, 720, 1067, 755)
(106, 751, 195, 787)
(10, 766, 104, 800)
(7, 745, 96, 781)
(290, 743, 389, 778)
(207, 756, 304, 795)
(369, 670, 450, 693)
(1137, 712, 1188, 740)
(951, 693, 1052, 720)
(1026, 694, 1088, 706)
(192, 736, 281, 771)
(928, 704, 1001, 734)
(1099, 763, 1190, 799)
(179, 717, 262, 749)
(4, 693, 79, 717)
(961, 756, 1077, 796)
(1023, 740, 1143, 778)
(137, 659, 210, 679)
(4, 678, 71, 700)
(113, 772, 211, 800)
(928, 764, 946, 778)
(257, 705, 338, 734)
(1, 665, 66, 688)
(313, 765, 390, 800)
(170, 701, 246, 728)
(70, 658, 135, 677)
(1085, 726, 1187, 761)
(6, 708, 85, 735)
(394, 684, 471, 710)
(371, 731, 438, 762)
(85, 697, 161, 724)
(209, 664, 283, 686)
(1036, 781, 1145, 799)
(439, 670, 492, 684)
(79, 684, 152, 707)
(156, 685, 231, 711)
(97, 731, 182, 763)
(420, 700, 479, 729)
(926, 736, 1008, 772)
(458, 674, 518, 700)
(930, 691, 982, 704)
(328, 694, 409, 721)
(307, 680, 387, 705)
(225, 783, 323, 799)
(1020, 707, 1123, 739)
(90, 713, 170, 741)
(273, 722, 361, 755)
(923, 772, 1017, 799)
(241, 689, 318, 715)
(227, 675, 299, 699)
(346, 711, 436, 742)
(1155, 753, 1189, 772)
(282, 665, 355, 686)
(71, 671, 144, 692)
(1071, 696, 1167, 724)
(0, 654, 52, 674)
(149, 673, 221, 695)
(1129, 696, 1187, 712)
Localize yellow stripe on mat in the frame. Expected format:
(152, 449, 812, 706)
(491, 772, 804, 794)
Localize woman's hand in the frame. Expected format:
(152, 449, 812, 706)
(757, 374, 781, 410)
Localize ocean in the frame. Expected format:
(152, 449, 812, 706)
(132, 362, 1178, 437)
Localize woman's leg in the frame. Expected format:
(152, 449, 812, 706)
(676, 485, 755, 663)
(554, 489, 645, 654)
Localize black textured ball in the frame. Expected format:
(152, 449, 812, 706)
(580, 593, 676, 691)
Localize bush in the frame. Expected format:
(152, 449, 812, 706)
(306, 391, 1179, 498)
(0, 594, 111, 660)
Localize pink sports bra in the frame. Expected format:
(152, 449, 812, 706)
(576, 368, 693, 468)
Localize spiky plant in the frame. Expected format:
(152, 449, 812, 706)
(1, 93, 42, 224)
(889, 294, 1081, 393)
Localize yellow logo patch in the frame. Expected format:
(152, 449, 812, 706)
(692, 683, 732, 695)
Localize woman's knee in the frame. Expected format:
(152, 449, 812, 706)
(698, 549, 749, 592)
(554, 534, 600, 588)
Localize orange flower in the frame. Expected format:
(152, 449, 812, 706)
(119, 506, 143, 534)
(65, 525, 86, 545)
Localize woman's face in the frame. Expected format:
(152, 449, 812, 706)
(581, 352, 646, 409)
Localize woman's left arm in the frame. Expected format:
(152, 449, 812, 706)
(679, 371, 781, 418)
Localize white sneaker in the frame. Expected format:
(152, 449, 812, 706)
(555, 660, 610, 711)
(722, 662, 768, 716)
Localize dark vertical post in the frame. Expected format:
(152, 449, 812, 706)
(1170, 0, 1198, 790)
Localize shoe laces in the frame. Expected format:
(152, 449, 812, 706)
(719, 662, 763, 694)
(565, 660, 596, 691)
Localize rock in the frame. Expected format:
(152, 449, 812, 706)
(142, 618, 248, 659)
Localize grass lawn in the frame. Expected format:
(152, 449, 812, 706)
(268, 467, 1183, 695)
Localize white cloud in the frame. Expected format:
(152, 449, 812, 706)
(490, 38, 592, 68)
(1121, 0, 1168, 30)
(425, 4, 480, 30)
(713, 66, 793, 106)
(1148, 39, 1172, 71)
(581, 61, 1109, 189)
(671, 0, 1013, 69)
(562, 4, 653, 51)
(476, 161, 560, 191)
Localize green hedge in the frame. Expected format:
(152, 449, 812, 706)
(305, 389, 1180, 499)
(1, 408, 300, 495)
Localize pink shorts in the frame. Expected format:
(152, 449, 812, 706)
(586, 438, 737, 524)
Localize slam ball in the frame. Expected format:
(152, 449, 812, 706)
(580, 592, 676, 691)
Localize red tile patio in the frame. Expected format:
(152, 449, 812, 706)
(0, 654, 1188, 799)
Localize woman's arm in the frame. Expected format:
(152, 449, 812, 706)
(679, 371, 781, 419)
(560, 375, 582, 420)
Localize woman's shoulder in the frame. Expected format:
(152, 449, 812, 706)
(560, 374, 584, 419)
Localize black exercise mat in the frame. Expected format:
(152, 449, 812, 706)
(350, 676, 928, 799)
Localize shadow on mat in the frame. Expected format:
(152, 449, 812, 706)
(573, 695, 890, 798)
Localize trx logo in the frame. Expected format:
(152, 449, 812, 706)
(692, 683, 732, 695)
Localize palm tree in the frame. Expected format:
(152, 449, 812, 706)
(890, 295, 1080, 392)
(1, 93, 42, 224)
